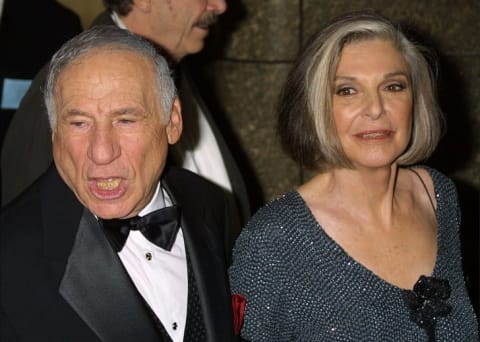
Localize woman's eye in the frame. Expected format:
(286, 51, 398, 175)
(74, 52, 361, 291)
(336, 87, 356, 96)
(385, 83, 406, 92)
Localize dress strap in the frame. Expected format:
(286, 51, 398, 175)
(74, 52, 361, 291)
(409, 168, 436, 214)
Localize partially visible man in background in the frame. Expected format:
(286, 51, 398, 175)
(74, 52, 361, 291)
(0, 0, 82, 171)
(1, 25, 237, 341)
(1, 0, 250, 244)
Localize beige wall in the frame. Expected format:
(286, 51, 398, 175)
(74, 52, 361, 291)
(57, 0, 104, 28)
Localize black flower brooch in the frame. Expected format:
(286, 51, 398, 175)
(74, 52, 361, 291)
(402, 275, 452, 342)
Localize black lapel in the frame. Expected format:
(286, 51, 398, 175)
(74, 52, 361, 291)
(58, 208, 162, 342)
(41, 166, 160, 341)
(162, 168, 234, 341)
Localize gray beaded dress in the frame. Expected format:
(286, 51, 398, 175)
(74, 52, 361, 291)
(229, 167, 478, 341)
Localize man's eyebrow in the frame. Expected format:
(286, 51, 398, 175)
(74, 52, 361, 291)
(111, 107, 144, 116)
(62, 107, 144, 117)
(63, 109, 88, 117)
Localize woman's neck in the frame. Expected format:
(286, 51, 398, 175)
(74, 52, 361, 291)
(301, 164, 404, 229)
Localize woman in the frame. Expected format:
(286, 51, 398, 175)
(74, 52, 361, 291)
(229, 11, 478, 341)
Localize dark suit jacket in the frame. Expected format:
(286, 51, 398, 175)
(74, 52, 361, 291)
(0, 165, 236, 341)
(0, 11, 251, 239)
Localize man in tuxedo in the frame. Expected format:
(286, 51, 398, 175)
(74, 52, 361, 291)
(1, 26, 236, 341)
(1, 0, 251, 245)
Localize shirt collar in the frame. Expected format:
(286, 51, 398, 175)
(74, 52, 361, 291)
(110, 10, 128, 30)
(94, 182, 169, 220)
(138, 183, 167, 216)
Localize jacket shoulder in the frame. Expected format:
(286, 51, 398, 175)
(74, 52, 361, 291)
(162, 166, 227, 201)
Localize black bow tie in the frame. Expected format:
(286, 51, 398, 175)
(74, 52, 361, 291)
(100, 205, 181, 252)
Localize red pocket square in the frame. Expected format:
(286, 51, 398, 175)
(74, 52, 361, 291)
(232, 293, 246, 335)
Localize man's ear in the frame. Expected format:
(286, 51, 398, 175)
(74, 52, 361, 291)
(133, 0, 151, 13)
(166, 97, 183, 145)
(51, 127, 56, 143)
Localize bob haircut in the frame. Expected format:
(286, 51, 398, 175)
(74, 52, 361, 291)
(44, 25, 176, 129)
(278, 10, 443, 171)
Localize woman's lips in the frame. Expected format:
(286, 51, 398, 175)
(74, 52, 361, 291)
(354, 130, 394, 140)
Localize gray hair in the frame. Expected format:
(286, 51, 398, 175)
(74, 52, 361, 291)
(278, 10, 443, 170)
(44, 25, 176, 128)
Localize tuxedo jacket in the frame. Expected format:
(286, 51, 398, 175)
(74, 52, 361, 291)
(0, 165, 236, 341)
(0, 11, 251, 236)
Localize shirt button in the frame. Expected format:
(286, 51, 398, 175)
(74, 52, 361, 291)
(172, 322, 178, 330)
(145, 252, 152, 261)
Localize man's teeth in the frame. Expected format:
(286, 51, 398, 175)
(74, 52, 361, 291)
(97, 178, 120, 190)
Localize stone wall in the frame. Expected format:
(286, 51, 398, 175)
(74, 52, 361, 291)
(57, 0, 103, 28)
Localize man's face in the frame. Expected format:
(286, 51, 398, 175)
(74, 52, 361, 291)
(140, 0, 227, 60)
(52, 49, 182, 219)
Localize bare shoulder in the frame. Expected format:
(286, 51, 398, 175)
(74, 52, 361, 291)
(401, 166, 437, 210)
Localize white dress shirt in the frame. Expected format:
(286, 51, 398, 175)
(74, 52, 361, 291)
(118, 184, 188, 342)
(176, 72, 233, 193)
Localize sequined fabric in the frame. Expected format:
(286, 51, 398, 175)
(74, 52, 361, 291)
(229, 167, 479, 341)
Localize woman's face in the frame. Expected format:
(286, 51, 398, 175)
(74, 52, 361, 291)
(332, 38, 413, 170)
